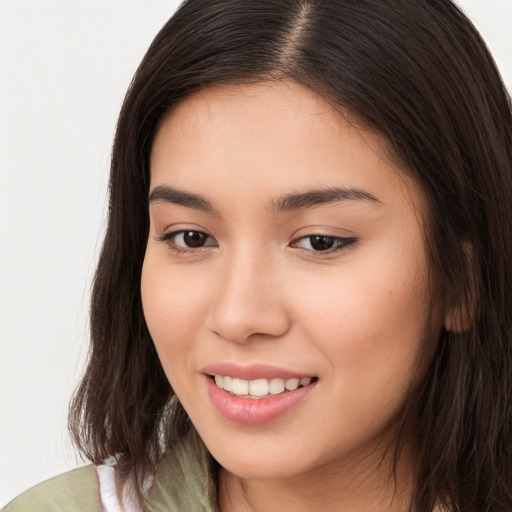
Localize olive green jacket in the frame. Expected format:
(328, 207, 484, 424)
(3, 433, 217, 512)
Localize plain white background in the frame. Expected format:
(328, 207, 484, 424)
(0, 0, 511, 506)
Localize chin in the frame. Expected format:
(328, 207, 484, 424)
(218, 457, 304, 481)
(203, 435, 320, 481)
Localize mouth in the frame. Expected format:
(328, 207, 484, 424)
(204, 367, 318, 425)
(211, 375, 316, 399)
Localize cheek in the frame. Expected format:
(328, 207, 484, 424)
(140, 252, 208, 368)
(288, 248, 437, 385)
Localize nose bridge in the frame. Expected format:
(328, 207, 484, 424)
(209, 241, 289, 343)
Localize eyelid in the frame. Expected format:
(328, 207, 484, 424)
(156, 228, 217, 253)
(154, 226, 357, 256)
(290, 234, 358, 254)
(290, 223, 357, 239)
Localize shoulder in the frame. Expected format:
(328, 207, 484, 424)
(3, 431, 217, 512)
(146, 430, 217, 512)
(2, 464, 100, 512)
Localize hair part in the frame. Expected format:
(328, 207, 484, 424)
(69, 1, 512, 509)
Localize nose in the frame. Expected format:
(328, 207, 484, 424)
(207, 247, 291, 344)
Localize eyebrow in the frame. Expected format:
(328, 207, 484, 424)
(270, 187, 381, 212)
(149, 185, 218, 215)
(149, 184, 381, 215)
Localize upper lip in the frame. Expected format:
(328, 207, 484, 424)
(202, 362, 315, 381)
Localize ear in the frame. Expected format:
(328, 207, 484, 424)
(443, 242, 476, 333)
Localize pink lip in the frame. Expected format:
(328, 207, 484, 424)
(202, 362, 313, 380)
(204, 375, 317, 426)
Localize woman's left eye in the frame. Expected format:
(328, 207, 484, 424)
(291, 235, 356, 253)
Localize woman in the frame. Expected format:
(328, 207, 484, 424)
(4, 0, 512, 511)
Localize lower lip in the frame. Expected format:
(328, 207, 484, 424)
(205, 377, 316, 425)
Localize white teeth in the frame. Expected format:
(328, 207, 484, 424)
(285, 378, 299, 391)
(223, 376, 233, 392)
(249, 378, 269, 397)
(213, 375, 313, 397)
(231, 378, 249, 395)
(269, 378, 285, 395)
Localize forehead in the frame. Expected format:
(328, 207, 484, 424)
(150, 80, 425, 218)
(163, 80, 342, 130)
(155, 81, 362, 155)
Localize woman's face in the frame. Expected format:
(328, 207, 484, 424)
(142, 81, 446, 481)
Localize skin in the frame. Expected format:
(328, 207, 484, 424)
(141, 81, 447, 511)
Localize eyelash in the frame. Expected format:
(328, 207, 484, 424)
(290, 234, 357, 254)
(156, 230, 217, 255)
(157, 230, 357, 256)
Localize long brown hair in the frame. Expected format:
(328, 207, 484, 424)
(69, 1, 512, 510)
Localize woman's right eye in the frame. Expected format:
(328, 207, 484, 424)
(158, 230, 217, 252)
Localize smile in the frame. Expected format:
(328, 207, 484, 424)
(214, 375, 313, 398)
(206, 373, 318, 425)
